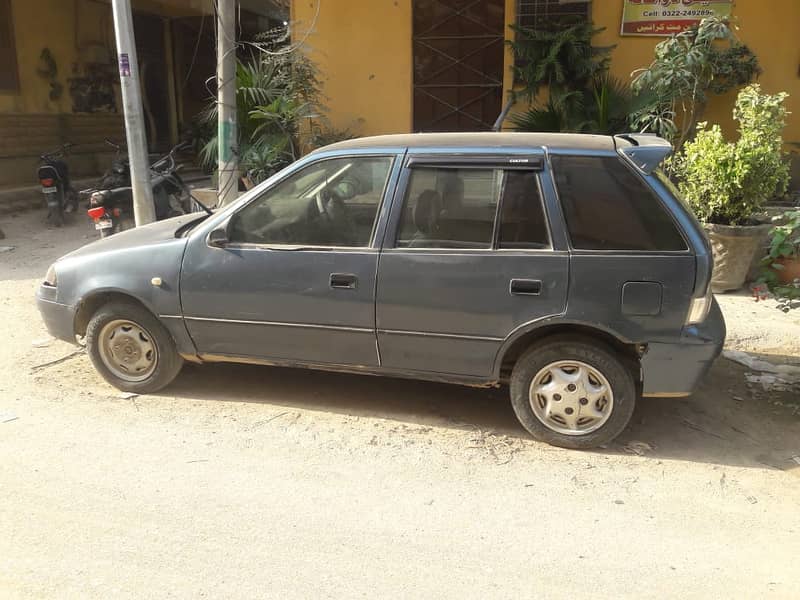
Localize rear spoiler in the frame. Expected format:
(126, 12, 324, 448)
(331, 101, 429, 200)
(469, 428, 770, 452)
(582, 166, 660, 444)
(614, 134, 673, 175)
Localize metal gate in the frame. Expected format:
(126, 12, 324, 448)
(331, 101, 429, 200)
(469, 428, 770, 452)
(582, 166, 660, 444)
(412, 0, 505, 132)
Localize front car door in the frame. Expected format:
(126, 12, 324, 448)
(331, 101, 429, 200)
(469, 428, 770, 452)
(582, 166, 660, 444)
(180, 152, 401, 367)
(375, 152, 569, 378)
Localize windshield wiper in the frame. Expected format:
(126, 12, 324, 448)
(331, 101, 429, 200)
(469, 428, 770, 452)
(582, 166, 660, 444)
(187, 190, 214, 215)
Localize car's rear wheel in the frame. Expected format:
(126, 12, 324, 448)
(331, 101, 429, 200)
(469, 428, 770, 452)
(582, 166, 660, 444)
(86, 301, 183, 393)
(509, 337, 637, 449)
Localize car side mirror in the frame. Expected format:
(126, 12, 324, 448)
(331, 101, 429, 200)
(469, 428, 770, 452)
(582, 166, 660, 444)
(207, 225, 229, 248)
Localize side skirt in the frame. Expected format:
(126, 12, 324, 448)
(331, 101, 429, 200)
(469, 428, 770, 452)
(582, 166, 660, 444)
(181, 352, 501, 389)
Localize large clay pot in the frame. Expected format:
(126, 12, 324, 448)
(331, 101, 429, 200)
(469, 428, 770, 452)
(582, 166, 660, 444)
(775, 256, 800, 285)
(704, 223, 772, 293)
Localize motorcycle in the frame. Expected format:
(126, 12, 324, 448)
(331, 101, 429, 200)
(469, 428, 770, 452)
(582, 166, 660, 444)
(84, 141, 207, 237)
(97, 138, 130, 190)
(38, 143, 79, 227)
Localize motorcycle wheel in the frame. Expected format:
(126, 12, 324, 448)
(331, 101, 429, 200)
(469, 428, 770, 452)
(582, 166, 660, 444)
(46, 191, 65, 227)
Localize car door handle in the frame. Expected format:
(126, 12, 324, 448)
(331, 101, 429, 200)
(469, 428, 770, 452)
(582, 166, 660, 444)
(510, 278, 542, 296)
(330, 273, 358, 289)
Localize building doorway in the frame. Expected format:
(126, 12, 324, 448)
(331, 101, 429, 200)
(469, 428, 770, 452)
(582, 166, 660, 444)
(412, 0, 505, 132)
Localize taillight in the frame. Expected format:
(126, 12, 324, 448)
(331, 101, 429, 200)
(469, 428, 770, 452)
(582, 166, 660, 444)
(686, 287, 713, 326)
(87, 207, 106, 220)
(41, 178, 55, 187)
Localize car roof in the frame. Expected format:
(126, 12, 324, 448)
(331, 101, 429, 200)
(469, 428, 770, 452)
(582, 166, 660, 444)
(317, 132, 617, 153)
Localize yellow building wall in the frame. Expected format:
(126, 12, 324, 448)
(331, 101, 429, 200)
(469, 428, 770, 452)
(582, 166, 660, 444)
(0, 0, 82, 114)
(293, 0, 800, 143)
(292, 0, 413, 134)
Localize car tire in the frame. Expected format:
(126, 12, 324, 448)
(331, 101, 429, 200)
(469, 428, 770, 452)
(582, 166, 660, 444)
(509, 336, 637, 449)
(86, 301, 183, 394)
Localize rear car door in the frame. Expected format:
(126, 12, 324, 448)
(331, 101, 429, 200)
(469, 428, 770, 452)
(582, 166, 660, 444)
(180, 153, 400, 367)
(550, 153, 696, 349)
(375, 153, 569, 378)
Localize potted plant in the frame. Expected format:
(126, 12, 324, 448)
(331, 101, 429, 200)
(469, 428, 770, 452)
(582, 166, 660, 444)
(671, 84, 791, 292)
(757, 210, 800, 310)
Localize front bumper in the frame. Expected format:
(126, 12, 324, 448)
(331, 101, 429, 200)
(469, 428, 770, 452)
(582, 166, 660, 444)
(640, 298, 726, 397)
(36, 285, 77, 344)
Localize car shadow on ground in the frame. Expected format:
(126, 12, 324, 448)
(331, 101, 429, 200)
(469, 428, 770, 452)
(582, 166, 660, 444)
(165, 355, 800, 471)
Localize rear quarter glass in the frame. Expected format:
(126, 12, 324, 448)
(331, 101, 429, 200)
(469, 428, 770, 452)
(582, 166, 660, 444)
(551, 155, 688, 252)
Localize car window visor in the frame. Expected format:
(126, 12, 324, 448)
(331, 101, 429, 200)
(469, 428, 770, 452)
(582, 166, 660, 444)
(406, 155, 544, 170)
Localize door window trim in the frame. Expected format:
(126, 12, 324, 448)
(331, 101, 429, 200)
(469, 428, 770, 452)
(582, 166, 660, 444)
(221, 153, 399, 252)
(384, 158, 554, 252)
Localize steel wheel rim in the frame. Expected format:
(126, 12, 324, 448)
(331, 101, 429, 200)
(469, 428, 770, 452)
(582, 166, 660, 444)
(97, 319, 158, 382)
(529, 360, 614, 436)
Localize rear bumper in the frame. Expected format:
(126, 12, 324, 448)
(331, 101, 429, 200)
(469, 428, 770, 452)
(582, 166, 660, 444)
(36, 287, 77, 344)
(640, 298, 726, 397)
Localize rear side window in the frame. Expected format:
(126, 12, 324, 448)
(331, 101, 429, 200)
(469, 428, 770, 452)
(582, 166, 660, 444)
(396, 167, 549, 249)
(552, 155, 687, 251)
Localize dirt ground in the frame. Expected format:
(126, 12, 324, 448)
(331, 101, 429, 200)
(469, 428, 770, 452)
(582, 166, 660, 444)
(1, 210, 799, 599)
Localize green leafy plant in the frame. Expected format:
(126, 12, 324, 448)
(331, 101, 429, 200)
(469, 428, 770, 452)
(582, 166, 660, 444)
(758, 210, 800, 310)
(197, 40, 361, 187)
(510, 89, 581, 132)
(671, 84, 790, 225)
(632, 17, 761, 148)
(509, 21, 613, 101)
(510, 75, 656, 135)
(765, 210, 800, 260)
(198, 44, 326, 186)
(508, 20, 660, 136)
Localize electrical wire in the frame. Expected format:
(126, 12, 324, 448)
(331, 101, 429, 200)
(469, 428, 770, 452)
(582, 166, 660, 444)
(244, 0, 320, 56)
(182, 11, 206, 89)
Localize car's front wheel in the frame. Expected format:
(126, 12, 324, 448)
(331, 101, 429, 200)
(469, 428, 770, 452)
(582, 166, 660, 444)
(510, 337, 637, 449)
(86, 301, 183, 393)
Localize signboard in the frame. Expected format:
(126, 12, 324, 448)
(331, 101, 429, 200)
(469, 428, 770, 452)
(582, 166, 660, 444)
(620, 0, 733, 36)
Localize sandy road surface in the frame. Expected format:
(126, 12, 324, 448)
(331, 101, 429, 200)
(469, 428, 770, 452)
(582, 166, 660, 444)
(1, 211, 798, 598)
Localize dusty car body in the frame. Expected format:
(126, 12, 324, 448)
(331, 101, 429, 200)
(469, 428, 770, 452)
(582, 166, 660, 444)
(36, 132, 725, 448)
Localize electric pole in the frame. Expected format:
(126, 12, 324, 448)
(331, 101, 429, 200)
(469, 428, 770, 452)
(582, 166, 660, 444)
(217, 0, 239, 206)
(111, 0, 156, 226)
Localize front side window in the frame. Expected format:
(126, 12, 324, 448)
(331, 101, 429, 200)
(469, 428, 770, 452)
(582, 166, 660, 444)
(229, 156, 393, 247)
(552, 155, 688, 252)
(396, 167, 549, 249)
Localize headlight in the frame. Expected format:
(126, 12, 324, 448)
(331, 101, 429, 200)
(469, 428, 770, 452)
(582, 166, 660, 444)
(686, 287, 712, 325)
(43, 264, 57, 287)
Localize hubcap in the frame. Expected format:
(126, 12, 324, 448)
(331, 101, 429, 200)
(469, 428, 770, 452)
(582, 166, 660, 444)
(529, 360, 614, 436)
(97, 319, 158, 382)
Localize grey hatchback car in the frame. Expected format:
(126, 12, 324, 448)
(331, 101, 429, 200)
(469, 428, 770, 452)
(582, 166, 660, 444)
(36, 132, 725, 449)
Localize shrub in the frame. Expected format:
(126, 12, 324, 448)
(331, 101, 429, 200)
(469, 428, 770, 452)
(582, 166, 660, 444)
(672, 84, 790, 225)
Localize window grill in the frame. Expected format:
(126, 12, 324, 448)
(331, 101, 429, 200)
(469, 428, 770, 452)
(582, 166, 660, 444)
(516, 0, 591, 31)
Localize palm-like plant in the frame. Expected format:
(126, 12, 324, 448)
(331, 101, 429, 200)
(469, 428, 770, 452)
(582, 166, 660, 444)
(509, 90, 581, 133)
(510, 76, 651, 135)
(509, 20, 614, 100)
(198, 51, 323, 185)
